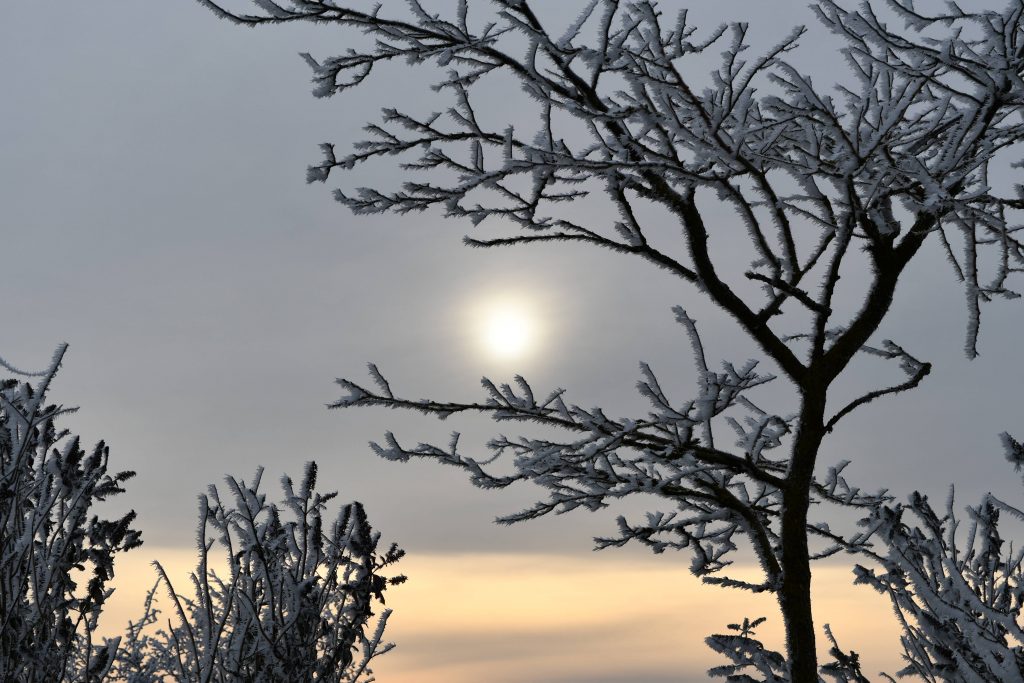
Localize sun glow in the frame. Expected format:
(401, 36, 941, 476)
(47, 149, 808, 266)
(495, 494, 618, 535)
(482, 305, 533, 359)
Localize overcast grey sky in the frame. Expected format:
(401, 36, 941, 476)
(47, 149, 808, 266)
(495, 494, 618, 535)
(2, 1, 1022, 680)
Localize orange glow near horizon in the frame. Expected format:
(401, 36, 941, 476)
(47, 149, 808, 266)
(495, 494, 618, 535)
(100, 549, 904, 682)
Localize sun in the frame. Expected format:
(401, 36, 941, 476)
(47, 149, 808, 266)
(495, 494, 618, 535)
(481, 304, 534, 359)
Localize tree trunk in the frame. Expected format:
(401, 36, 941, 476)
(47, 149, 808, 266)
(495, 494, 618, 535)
(780, 389, 827, 682)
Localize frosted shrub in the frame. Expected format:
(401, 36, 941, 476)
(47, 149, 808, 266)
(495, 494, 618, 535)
(0, 350, 403, 682)
(0, 346, 140, 682)
(115, 463, 405, 683)
(853, 434, 1024, 681)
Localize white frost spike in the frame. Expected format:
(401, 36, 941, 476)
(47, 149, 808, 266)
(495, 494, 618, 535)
(367, 363, 393, 399)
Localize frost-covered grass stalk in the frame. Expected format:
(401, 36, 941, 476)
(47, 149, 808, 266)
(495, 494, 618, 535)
(0, 352, 403, 682)
(197, 1, 1024, 680)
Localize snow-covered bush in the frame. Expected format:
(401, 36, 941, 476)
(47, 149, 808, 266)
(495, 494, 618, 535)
(0, 350, 403, 682)
(0, 345, 140, 682)
(853, 434, 1024, 681)
(115, 463, 405, 683)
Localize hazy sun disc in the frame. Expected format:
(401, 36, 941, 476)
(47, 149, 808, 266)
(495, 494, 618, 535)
(483, 306, 533, 359)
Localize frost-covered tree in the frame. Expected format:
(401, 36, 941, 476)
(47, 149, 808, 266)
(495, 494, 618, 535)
(0, 345, 141, 682)
(113, 463, 405, 683)
(198, 0, 1024, 678)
